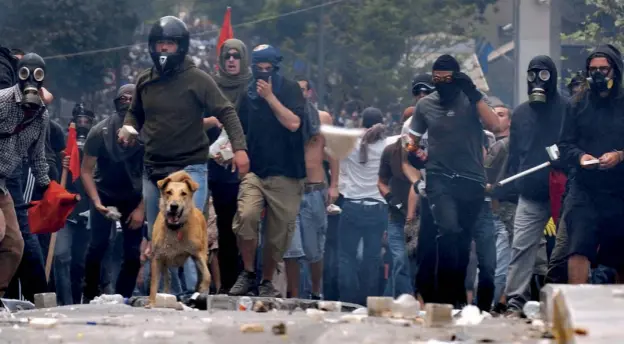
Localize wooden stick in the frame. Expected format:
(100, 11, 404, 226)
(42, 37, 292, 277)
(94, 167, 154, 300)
(44, 124, 73, 282)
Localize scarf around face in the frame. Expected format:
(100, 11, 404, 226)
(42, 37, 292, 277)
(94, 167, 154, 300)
(214, 39, 252, 108)
(247, 44, 283, 100)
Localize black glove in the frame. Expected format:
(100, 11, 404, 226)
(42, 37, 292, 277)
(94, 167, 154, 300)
(453, 72, 483, 104)
(384, 192, 403, 210)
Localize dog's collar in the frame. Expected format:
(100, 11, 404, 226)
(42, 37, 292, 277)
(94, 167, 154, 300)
(166, 222, 184, 231)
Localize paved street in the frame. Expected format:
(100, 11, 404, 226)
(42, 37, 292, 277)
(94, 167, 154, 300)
(0, 302, 551, 343)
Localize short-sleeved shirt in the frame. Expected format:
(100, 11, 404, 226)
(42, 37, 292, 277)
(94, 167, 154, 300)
(83, 120, 140, 201)
(409, 91, 487, 182)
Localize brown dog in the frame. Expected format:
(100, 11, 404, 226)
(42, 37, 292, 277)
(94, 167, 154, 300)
(148, 171, 211, 307)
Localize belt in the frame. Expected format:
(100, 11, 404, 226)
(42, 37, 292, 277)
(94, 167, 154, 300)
(304, 182, 326, 194)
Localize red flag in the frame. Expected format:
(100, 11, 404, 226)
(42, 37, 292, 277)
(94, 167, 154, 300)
(216, 7, 234, 62)
(28, 181, 79, 234)
(65, 126, 81, 182)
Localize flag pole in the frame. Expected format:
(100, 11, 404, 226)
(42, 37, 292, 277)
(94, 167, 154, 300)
(45, 123, 74, 282)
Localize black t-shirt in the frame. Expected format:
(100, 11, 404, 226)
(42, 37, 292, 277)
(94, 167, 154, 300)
(242, 77, 306, 179)
(410, 91, 487, 183)
(379, 140, 411, 221)
(83, 120, 140, 201)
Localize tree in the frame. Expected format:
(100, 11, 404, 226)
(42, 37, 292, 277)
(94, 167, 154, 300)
(563, 0, 624, 49)
(0, 0, 144, 102)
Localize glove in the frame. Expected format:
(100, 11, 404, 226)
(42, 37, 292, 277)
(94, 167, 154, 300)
(413, 179, 427, 197)
(384, 192, 404, 211)
(544, 217, 556, 237)
(453, 72, 483, 104)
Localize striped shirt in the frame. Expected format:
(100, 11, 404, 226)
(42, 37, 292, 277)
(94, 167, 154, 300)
(0, 85, 50, 190)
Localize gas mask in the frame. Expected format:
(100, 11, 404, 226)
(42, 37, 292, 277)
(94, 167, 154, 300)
(587, 70, 613, 95)
(75, 115, 93, 148)
(17, 53, 46, 111)
(527, 69, 551, 103)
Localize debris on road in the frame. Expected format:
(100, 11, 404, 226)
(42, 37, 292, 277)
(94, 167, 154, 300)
(34, 293, 57, 309)
(271, 322, 286, 335)
(240, 323, 264, 333)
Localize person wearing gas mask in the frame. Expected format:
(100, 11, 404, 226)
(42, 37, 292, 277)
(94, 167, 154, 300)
(120, 16, 249, 294)
(51, 103, 95, 305)
(0, 53, 51, 297)
(407, 54, 501, 310)
(501, 55, 567, 317)
(559, 44, 624, 284)
(81, 84, 146, 302)
(228, 44, 306, 298)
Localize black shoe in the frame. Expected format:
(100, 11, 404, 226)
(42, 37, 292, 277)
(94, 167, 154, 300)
(310, 293, 322, 301)
(490, 302, 508, 317)
(258, 280, 281, 298)
(228, 270, 257, 296)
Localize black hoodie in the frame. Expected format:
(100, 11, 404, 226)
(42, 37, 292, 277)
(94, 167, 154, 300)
(0, 46, 17, 89)
(558, 44, 624, 193)
(506, 55, 568, 202)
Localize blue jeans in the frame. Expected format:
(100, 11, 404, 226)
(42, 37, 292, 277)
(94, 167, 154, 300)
(337, 199, 388, 306)
(54, 221, 89, 305)
(383, 216, 413, 297)
(471, 201, 497, 311)
(143, 163, 208, 294)
(493, 215, 511, 305)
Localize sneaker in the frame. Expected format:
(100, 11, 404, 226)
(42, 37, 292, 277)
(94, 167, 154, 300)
(258, 280, 282, 298)
(310, 293, 322, 301)
(228, 270, 257, 296)
(490, 302, 508, 317)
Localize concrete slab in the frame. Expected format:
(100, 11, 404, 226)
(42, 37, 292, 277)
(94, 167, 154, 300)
(541, 284, 624, 344)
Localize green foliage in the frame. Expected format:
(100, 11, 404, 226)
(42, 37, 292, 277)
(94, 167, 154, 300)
(563, 0, 624, 49)
(0, 0, 142, 101)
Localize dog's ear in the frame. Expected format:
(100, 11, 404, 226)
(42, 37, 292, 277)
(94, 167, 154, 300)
(157, 177, 172, 191)
(183, 178, 200, 193)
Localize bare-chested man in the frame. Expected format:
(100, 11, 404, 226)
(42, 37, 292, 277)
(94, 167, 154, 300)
(283, 78, 339, 299)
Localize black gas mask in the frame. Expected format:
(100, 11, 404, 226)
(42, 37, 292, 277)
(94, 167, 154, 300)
(72, 103, 94, 148)
(17, 53, 46, 111)
(527, 69, 551, 103)
(587, 66, 614, 95)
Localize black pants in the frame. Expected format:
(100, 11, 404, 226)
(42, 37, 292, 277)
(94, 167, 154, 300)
(5, 167, 48, 301)
(83, 194, 142, 301)
(418, 173, 485, 309)
(209, 181, 241, 292)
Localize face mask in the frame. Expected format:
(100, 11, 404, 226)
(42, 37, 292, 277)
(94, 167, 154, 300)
(253, 69, 271, 82)
(527, 69, 551, 103)
(588, 71, 613, 95)
(114, 96, 131, 115)
(75, 116, 92, 148)
(435, 83, 460, 103)
(17, 54, 46, 111)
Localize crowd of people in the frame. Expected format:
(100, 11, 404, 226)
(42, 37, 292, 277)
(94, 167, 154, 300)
(0, 14, 623, 318)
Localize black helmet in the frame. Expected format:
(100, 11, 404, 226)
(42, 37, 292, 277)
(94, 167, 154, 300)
(148, 16, 190, 75)
(72, 102, 94, 120)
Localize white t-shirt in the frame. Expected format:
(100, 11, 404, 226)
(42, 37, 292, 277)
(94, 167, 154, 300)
(339, 138, 386, 202)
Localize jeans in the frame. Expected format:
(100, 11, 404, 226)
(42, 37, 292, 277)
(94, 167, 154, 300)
(143, 163, 208, 294)
(83, 195, 143, 300)
(54, 221, 89, 305)
(4, 166, 47, 302)
(209, 181, 241, 292)
(470, 201, 497, 311)
(383, 216, 413, 298)
(493, 215, 511, 304)
(337, 199, 388, 306)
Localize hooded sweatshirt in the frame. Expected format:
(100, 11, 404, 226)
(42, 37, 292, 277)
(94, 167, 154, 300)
(124, 56, 247, 168)
(0, 46, 17, 89)
(558, 44, 624, 193)
(506, 55, 567, 201)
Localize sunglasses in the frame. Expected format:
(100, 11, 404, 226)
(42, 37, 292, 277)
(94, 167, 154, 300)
(588, 66, 611, 75)
(224, 52, 241, 60)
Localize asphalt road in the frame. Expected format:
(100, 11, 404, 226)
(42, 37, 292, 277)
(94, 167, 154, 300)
(0, 303, 552, 344)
